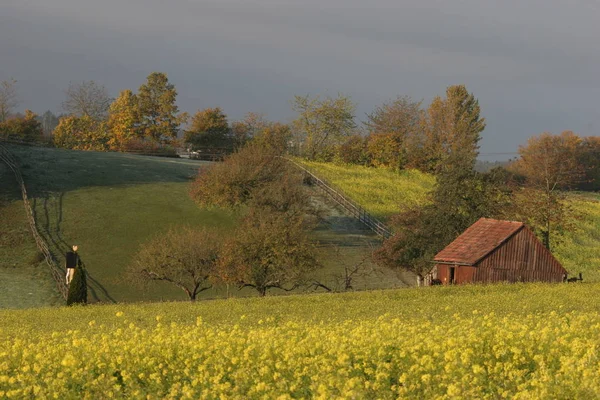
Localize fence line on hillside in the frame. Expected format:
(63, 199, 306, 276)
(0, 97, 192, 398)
(286, 158, 393, 239)
(0, 143, 69, 300)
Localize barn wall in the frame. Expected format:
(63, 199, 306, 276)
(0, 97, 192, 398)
(474, 227, 566, 283)
(435, 264, 476, 285)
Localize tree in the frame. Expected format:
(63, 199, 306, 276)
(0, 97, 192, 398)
(184, 107, 230, 149)
(39, 110, 60, 136)
(66, 266, 87, 305)
(338, 134, 368, 165)
(292, 94, 356, 160)
(218, 212, 319, 296)
(190, 143, 293, 208)
(0, 79, 19, 123)
(578, 136, 600, 191)
(230, 112, 269, 149)
(0, 110, 43, 142)
(509, 131, 583, 249)
(366, 133, 404, 169)
(62, 80, 111, 120)
(252, 122, 291, 155)
(107, 89, 141, 150)
(128, 227, 222, 301)
(365, 96, 424, 168)
(52, 115, 110, 151)
(137, 72, 183, 141)
(422, 85, 486, 173)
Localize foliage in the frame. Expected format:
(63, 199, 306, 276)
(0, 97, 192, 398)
(2, 284, 600, 398)
(137, 72, 184, 141)
(337, 134, 368, 165)
(300, 160, 435, 220)
(0, 78, 19, 123)
(62, 80, 111, 120)
(190, 143, 292, 208)
(52, 115, 110, 151)
(230, 112, 268, 149)
(184, 107, 230, 149)
(66, 266, 87, 305)
(251, 122, 291, 155)
(292, 94, 356, 160)
(366, 133, 404, 169)
(0, 110, 43, 143)
(578, 136, 600, 191)
(509, 131, 584, 249)
(128, 228, 222, 301)
(120, 137, 178, 157)
(107, 89, 141, 151)
(218, 212, 319, 296)
(422, 85, 486, 173)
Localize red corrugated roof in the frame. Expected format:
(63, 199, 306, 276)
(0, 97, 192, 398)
(434, 218, 524, 265)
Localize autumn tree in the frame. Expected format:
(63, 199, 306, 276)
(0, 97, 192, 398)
(137, 72, 184, 141)
(0, 110, 43, 142)
(252, 122, 291, 154)
(0, 79, 19, 123)
(184, 107, 230, 149)
(365, 96, 424, 168)
(292, 94, 356, 160)
(128, 227, 222, 301)
(52, 115, 110, 151)
(509, 131, 583, 249)
(230, 112, 269, 149)
(422, 85, 486, 173)
(62, 80, 111, 120)
(218, 207, 318, 297)
(107, 89, 140, 150)
(338, 135, 368, 165)
(190, 143, 293, 208)
(578, 136, 600, 191)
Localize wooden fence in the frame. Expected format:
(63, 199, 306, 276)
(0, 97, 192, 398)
(286, 159, 393, 239)
(0, 143, 69, 299)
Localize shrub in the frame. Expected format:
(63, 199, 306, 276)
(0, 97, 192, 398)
(66, 266, 87, 306)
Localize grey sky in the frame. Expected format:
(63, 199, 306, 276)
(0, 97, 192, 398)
(2, 0, 599, 158)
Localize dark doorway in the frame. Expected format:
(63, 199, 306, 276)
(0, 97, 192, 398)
(449, 267, 456, 284)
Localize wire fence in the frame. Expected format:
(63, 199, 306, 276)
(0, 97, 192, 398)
(286, 158, 393, 239)
(0, 142, 69, 300)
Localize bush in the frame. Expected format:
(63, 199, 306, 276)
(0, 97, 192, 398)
(337, 134, 369, 165)
(122, 137, 179, 157)
(0, 110, 44, 143)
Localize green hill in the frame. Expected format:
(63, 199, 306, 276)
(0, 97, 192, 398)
(2, 283, 600, 398)
(1, 146, 412, 307)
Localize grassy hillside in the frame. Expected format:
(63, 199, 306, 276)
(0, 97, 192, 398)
(300, 161, 435, 220)
(1, 146, 411, 306)
(2, 283, 600, 398)
(0, 164, 62, 309)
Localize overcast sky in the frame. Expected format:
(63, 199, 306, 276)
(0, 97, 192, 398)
(2, 0, 599, 158)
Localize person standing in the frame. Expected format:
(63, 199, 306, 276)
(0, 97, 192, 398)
(65, 245, 79, 285)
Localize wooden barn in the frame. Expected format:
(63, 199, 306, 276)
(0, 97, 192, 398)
(429, 218, 567, 285)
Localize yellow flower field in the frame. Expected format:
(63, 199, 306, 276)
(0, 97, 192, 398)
(1, 284, 600, 399)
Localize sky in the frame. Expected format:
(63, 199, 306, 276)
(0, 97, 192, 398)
(1, 0, 599, 159)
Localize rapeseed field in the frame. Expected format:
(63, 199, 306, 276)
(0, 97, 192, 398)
(1, 283, 599, 399)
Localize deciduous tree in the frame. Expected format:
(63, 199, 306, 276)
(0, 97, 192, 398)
(62, 80, 111, 120)
(0, 79, 19, 123)
(128, 227, 222, 301)
(0, 110, 43, 142)
(184, 107, 230, 149)
(107, 89, 140, 150)
(137, 72, 183, 141)
(292, 94, 356, 160)
(52, 115, 110, 151)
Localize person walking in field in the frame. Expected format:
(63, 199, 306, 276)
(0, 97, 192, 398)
(65, 245, 79, 285)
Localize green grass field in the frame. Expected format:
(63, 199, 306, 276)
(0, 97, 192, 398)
(2, 283, 600, 398)
(1, 146, 411, 307)
(299, 161, 435, 220)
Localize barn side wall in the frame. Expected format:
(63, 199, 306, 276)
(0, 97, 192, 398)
(474, 227, 566, 283)
(435, 264, 476, 285)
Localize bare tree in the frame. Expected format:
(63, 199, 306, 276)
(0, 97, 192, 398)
(62, 80, 111, 120)
(128, 227, 222, 301)
(0, 79, 19, 122)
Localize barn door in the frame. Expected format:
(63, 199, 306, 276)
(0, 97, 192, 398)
(449, 267, 456, 284)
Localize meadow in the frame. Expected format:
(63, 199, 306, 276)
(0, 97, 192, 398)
(0, 146, 410, 306)
(299, 161, 435, 220)
(1, 283, 599, 398)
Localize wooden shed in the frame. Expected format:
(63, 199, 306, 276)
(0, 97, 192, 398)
(430, 218, 567, 285)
